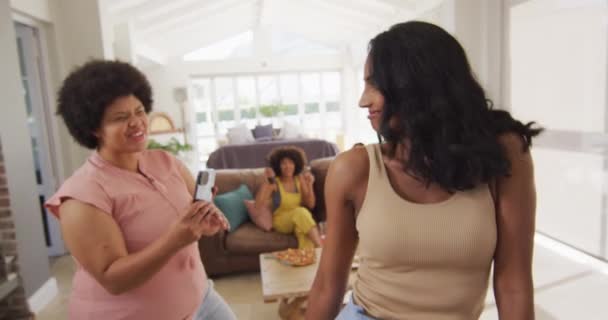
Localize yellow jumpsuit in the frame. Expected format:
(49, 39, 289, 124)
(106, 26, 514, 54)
(272, 177, 317, 249)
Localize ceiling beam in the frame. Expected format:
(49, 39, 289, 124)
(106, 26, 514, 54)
(413, 0, 445, 15)
(304, 0, 389, 28)
(150, 22, 255, 58)
(131, 0, 202, 22)
(135, 43, 167, 65)
(137, 0, 255, 37)
(280, 23, 348, 49)
(268, 16, 358, 48)
(336, 0, 398, 17)
(374, 0, 418, 11)
(108, 0, 198, 24)
(269, 0, 376, 35)
(143, 9, 256, 57)
(273, 19, 361, 44)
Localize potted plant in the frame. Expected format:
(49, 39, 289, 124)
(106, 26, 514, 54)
(147, 137, 192, 155)
(148, 138, 197, 172)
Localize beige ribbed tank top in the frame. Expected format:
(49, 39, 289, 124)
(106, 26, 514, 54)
(352, 144, 497, 320)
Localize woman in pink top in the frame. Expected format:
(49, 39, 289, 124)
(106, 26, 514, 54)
(45, 60, 237, 320)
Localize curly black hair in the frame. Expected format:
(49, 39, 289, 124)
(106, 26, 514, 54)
(56, 60, 153, 149)
(267, 146, 307, 177)
(368, 21, 543, 191)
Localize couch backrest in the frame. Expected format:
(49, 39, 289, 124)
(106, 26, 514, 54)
(214, 157, 333, 222)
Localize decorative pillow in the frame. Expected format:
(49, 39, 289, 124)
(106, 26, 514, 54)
(244, 200, 273, 232)
(227, 124, 255, 144)
(253, 124, 273, 140)
(213, 184, 253, 232)
(278, 121, 303, 139)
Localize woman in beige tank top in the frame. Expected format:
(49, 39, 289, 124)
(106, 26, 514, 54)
(306, 21, 542, 320)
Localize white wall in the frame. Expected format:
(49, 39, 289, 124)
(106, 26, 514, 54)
(0, 0, 51, 298)
(451, 0, 506, 105)
(533, 148, 604, 256)
(510, 2, 607, 132)
(141, 63, 189, 132)
(508, 0, 608, 259)
(47, 0, 111, 175)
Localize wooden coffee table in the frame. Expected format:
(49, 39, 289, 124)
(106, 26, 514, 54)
(259, 248, 356, 320)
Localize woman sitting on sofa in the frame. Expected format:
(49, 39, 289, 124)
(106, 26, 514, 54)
(255, 146, 323, 248)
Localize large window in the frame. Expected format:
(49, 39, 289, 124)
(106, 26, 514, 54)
(213, 77, 236, 135)
(191, 79, 216, 159)
(301, 73, 322, 133)
(323, 71, 342, 143)
(191, 71, 343, 160)
(237, 76, 257, 128)
(279, 74, 300, 125)
(257, 75, 280, 126)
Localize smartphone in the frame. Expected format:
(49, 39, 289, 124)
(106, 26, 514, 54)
(194, 169, 216, 202)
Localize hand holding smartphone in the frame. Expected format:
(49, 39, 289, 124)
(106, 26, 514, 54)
(264, 167, 276, 184)
(194, 169, 216, 202)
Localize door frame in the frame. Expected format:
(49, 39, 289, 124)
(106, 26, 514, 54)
(13, 16, 67, 256)
(12, 13, 67, 184)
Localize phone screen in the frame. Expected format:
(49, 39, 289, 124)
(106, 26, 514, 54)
(194, 170, 215, 202)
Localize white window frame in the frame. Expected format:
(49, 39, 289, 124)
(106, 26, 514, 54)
(191, 70, 343, 148)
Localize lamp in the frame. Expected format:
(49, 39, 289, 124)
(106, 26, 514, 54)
(173, 87, 188, 144)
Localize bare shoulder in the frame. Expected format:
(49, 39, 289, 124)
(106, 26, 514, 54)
(330, 147, 368, 177)
(498, 133, 531, 159)
(327, 146, 370, 198)
(496, 132, 535, 193)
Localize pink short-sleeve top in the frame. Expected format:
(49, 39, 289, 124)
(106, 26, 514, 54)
(45, 150, 207, 320)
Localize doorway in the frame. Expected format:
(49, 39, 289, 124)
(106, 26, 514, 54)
(14, 22, 66, 257)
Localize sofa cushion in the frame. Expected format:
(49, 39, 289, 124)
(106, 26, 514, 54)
(227, 124, 255, 144)
(277, 121, 303, 139)
(214, 184, 253, 232)
(215, 168, 266, 196)
(253, 124, 273, 140)
(225, 223, 298, 254)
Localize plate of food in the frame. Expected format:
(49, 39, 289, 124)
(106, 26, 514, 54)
(272, 248, 316, 267)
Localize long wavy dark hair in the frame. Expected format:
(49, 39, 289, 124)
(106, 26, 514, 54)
(369, 21, 543, 191)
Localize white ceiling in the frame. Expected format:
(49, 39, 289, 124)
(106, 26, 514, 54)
(103, 0, 444, 63)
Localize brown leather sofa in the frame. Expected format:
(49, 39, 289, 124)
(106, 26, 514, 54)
(198, 157, 332, 277)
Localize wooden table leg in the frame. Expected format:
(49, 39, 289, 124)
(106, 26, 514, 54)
(278, 296, 307, 320)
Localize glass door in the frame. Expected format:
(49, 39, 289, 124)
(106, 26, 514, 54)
(15, 22, 66, 256)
